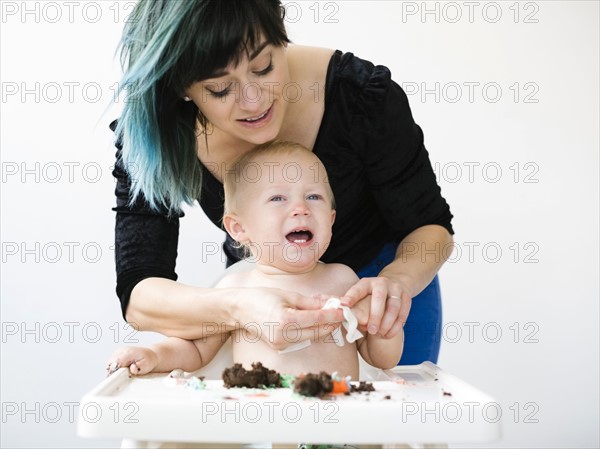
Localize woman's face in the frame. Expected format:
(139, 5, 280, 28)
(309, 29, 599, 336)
(185, 42, 290, 145)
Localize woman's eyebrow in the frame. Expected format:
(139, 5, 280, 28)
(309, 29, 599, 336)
(206, 42, 271, 79)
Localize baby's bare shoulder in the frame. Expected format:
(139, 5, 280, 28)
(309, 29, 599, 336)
(319, 262, 359, 286)
(213, 271, 254, 288)
(321, 262, 358, 277)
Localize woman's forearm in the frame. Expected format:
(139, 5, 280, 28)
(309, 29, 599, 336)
(126, 278, 238, 339)
(126, 277, 344, 345)
(380, 225, 454, 297)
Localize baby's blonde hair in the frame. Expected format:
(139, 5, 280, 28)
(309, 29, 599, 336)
(223, 140, 335, 215)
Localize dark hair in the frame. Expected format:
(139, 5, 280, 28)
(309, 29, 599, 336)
(114, 0, 290, 215)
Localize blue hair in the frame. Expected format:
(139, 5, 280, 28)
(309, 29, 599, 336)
(114, 0, 289, 215)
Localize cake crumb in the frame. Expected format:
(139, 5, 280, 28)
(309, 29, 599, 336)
(222, 362, 282, 389)
(351, 381, 376, 393)
(293, 372, 333, 398)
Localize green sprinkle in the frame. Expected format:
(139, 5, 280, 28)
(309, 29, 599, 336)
(187, 377, 206, 390)
(280, 373, 296, 388)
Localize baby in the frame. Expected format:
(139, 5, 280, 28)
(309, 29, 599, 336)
(108, 141, 403, 379)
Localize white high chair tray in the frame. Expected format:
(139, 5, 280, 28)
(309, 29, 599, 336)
(77, 362, 500, 445)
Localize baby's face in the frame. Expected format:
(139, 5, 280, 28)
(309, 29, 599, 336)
(231, 151, 335, 272)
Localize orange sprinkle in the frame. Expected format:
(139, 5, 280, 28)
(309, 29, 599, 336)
(331, 380, 349, 394)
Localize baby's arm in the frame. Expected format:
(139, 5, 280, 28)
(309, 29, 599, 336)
(108, 333, 228, 375)
(357, 330, 404, 370)
(324, 263, 405, 370)
(107, 271, 250, 375)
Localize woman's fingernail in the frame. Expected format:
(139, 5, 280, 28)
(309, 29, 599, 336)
(368, 325, 377, 334)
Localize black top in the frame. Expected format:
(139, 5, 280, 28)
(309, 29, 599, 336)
(111, 51, 454, 319)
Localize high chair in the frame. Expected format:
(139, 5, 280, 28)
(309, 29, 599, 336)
(79, 261, 497, 449)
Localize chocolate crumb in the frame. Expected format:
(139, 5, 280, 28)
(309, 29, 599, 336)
(222, 362, 282, 389)
(351, 381, 376, 392)
(293, 372, 333, 398)
(384, 395, 391, 400)
(443, 391, 452, 396)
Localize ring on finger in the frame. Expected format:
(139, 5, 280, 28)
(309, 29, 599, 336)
(388, 295, 401, 300)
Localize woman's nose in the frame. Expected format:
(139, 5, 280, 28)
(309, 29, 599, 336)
(238, 81, 262, 111)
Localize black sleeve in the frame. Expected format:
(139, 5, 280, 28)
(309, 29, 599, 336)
(110, 120, 182, 320)
(353, 64, 454, 239)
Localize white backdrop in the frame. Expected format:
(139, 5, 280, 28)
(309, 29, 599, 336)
(1, 1, 598, 447)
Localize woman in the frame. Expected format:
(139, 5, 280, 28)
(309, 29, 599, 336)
(112, 0, 454, 364)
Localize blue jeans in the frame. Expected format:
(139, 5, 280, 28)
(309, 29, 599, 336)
(356, 242, 442, 365)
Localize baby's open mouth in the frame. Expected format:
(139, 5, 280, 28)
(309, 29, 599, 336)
(285, 230, 313, 244)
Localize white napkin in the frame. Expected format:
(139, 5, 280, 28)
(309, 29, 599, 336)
(322, 297, 364, 345)
(278, 296, 363, 354)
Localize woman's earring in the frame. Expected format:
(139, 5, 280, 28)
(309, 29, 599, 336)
(183, 96, 192, 102)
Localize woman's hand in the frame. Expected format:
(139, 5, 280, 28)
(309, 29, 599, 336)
(341, 276, 412, 339)
(232, 287, 345, 350)
(106, 346, 159, 377)
(126, 279, 344, 344)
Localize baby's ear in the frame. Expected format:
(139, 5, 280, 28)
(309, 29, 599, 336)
(222, 214, 248, 243)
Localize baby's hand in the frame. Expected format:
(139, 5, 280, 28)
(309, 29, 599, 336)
(349, 295, 371, 332)
(106, 346, 159, 377)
